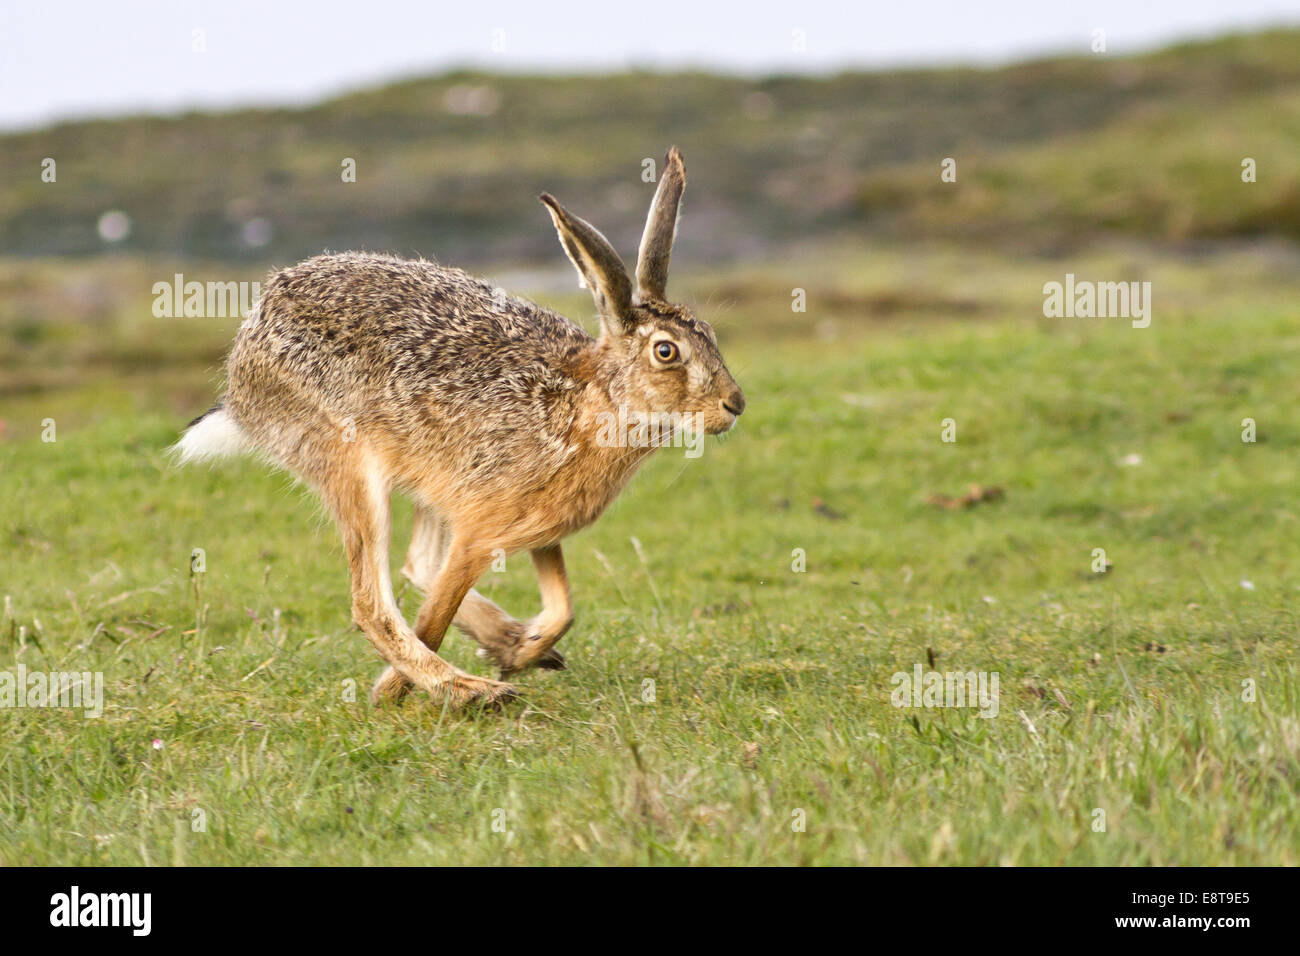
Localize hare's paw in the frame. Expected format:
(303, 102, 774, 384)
(517, 634, 566, 671)
(497, 646, 566, 679)
(498, 633, 567, 678)
(371, 664, 516, 711)
(371, 665, 413, 705)
(445, 671, 519, 711)
(474, 619, 528, 673)
(534, 646, 566, 671)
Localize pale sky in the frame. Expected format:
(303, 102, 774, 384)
(2, 0, 1298, 131)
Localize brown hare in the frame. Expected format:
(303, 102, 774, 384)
(174, 147, 744, 710)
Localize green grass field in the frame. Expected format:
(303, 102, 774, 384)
(1, 244, 1297, 865)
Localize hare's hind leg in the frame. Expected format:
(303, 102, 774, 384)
(323, 463, 515, 709)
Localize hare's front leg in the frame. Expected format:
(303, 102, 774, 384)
(325, 470, 515, 709)
(398, 508, 566, 674)
(444, 545, 572, 676)
(500, 544, 574, 676)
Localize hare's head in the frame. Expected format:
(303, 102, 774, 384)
(541, 148, 745, 436)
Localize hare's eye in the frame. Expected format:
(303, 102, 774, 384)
(654, 341, 679, 363)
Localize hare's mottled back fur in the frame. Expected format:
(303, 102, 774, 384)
(177, 148, 745, 710)
(229, 253, 592, 502)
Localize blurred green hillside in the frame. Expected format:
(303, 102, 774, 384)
(4, 29, 1300, 266)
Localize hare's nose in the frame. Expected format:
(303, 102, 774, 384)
(722, 390, 746, 416)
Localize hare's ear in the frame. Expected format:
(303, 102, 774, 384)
(634, 146, 685, 302)
(539, 193, 634, 336)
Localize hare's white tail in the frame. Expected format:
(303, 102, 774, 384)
(172, 403, 248, 463)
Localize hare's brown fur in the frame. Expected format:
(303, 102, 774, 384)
(178, 148, 744, 709)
